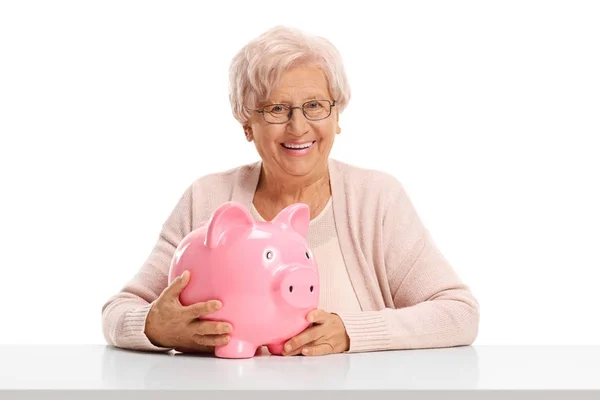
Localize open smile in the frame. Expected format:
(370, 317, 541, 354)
(280, 141, 315, 156)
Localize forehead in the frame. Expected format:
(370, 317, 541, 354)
(265, 66, 330, 104)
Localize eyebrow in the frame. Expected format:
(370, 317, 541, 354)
(264, 95, 326, 105)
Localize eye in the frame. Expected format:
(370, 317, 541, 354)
(267, 104, 288, 114)
(305, 251, 310, 259)
(265, 250, 273, 260)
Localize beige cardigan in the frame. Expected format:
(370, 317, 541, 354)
(101, 158, 480, 353)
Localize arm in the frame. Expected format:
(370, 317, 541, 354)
(101, 185, 194, 352)
(337, 181, 480, 353)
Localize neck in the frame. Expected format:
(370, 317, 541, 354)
(256, 164, 331, 205)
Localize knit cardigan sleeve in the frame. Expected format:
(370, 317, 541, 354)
(100, 185, 194, 352)
(337, 179, 480, 353)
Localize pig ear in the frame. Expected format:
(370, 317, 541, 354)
(272, 203, 310, 238)
(205, 202, 254, 248)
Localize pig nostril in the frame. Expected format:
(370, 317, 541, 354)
(310, 285, 314, 292)
(289, 286, 293, 293)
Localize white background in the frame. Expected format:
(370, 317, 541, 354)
(1, 1, 598, 346)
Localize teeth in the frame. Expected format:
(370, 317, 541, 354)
(283, 142, 313, 149)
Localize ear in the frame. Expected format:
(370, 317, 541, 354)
(271, 203, 310, 238)
(243, 124, 253, 142)
(332, 107, 342, 135)
(206, 202, 254, 248)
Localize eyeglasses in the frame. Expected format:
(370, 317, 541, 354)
(254, 100, 336, 124)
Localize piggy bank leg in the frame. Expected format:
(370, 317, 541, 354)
(266, 342, 285, 356)
(214, 338, 257, 359)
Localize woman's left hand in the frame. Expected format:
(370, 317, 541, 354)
(282, 309, 350, 356)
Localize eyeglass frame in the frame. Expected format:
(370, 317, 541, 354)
(252, 99, 336, 124)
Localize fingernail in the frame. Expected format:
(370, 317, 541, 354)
(302, 348, 308, 355)
(285, 344, 291, 352)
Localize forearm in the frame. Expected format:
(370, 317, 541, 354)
(101, 258, 173, 352)
(102, 290, 175, 352)
(338, 291, 479, 353)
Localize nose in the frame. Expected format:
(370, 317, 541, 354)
(279, 266, 319, 309)
(286, 108, 309, 137)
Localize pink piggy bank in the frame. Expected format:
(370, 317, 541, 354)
(167, 201, 320, 359)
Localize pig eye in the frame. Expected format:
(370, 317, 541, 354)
(305, 251, 310, 259)
(265, 250, 274, 260)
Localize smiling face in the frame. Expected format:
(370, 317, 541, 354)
(243, 65, 341, 181)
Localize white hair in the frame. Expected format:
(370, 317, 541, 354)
(228, 25, 351, 125)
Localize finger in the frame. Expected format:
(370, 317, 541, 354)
(192, 334, 230, 347)
(283, 325, 325, 355)
(307, 309, 329, 324)
(162, 270, 191, 299)
(301, 343, 336, 357)
(285, 340, 316, 356)
(183, 300, 222, 319)
(190, 320, 232, 335)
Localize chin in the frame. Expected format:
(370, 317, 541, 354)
(283, 165, 315, 177)
(279, 159, 320, 177)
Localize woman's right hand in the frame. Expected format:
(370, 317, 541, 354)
(144, 270, 232, 352)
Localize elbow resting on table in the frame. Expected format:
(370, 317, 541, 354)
(461, 302, 480, 346)
(427, 287, 481, 347)
(454, 295, 480, 346)
(101, 299, 127, 348)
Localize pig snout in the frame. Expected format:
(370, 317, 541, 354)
(279, 266, 319, 309)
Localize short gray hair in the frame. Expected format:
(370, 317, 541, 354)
(228, 25, 351, 124)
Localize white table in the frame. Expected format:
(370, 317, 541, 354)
(0, 345, 599, 399)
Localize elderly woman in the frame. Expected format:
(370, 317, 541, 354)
(101, 26, 479, 356)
